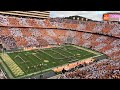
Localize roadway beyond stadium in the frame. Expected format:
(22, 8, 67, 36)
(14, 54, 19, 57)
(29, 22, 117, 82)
(0, 45, 106, 79)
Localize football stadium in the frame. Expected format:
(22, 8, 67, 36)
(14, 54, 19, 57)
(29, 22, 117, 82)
(0, 11, 119, 79)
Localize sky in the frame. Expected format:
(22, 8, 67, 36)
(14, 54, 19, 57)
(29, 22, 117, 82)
(50, 11, 120, 21)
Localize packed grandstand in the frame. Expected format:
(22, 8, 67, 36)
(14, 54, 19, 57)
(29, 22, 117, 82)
(0, 13, 119, 79)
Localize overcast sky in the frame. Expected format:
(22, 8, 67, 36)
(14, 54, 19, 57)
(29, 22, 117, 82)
(50, 11, 120, 21)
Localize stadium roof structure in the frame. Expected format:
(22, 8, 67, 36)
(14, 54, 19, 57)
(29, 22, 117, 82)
(0, 11, 50, 19)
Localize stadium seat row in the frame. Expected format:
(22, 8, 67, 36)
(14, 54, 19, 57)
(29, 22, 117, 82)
(0, 15, 120, 38)
(0, 27, 119, 60)
(53, 59, 120, 79)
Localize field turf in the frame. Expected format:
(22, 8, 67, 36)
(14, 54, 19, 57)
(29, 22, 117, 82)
(0, 45, 99, 78)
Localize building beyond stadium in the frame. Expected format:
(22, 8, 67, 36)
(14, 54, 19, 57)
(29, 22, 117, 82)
(103, 12, 120, 22)
(0, 11, 50, 19)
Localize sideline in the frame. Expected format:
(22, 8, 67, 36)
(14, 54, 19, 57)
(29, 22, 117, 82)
(72, 45, 101, 55)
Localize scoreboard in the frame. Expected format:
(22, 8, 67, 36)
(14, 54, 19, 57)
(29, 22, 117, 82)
(103, 13, 120, 22)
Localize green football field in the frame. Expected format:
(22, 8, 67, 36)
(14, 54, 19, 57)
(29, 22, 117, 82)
(0, 45, 102, 79)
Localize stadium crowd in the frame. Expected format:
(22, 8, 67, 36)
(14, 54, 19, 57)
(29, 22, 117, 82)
(0, 28, 119, 60)
(0, 14, 119, 79)
(0, 14, 120, 38)
(53, 59, 120, 79)
(0, 69, 7, 79)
